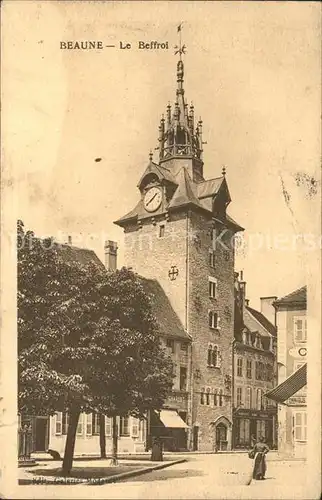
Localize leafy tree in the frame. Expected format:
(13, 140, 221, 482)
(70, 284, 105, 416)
(18, 222, 174, 475)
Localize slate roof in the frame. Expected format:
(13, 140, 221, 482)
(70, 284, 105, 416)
(265, 364, 307, 404)
(139, 277, 190, 341)
(243, 307, 272, 338)
(246, 306, 277, 337)
(115, 164, 243, 233)
(58, 243, 105, 269)
(196, 177, 224, 199)
(168, 168, 203, 211)
(225, 214, 244, 232)
(114, 201, 142, 224)
(274, 286, 307, 308)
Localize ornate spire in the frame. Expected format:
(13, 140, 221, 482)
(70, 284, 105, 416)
(157, 24, 204, 170)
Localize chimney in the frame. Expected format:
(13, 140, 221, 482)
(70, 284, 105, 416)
(239, 272, 246, 308)
(260, 296, 277, 326)
(234, 270, 246, 332)
(68, 235, 72, 245)
(104, 240, 118, 270)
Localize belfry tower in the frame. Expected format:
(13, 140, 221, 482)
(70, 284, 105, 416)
(115, 27, 244, 451)
(157, 58, 204, 182)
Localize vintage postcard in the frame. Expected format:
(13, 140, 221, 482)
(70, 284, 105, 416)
(1, 1, 321, 499)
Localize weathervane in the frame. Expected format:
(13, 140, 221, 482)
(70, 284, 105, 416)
(174, 22, 186, 59)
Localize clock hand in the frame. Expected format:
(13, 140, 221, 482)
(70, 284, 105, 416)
(146, 193, 158, 206)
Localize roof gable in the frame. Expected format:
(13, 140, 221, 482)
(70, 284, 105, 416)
(274, 286, 307, 309)
(137, 162, 177, 189)
(243, 307, 273, 338)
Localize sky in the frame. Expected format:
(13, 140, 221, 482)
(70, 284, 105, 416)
(3, 0, 321, 309)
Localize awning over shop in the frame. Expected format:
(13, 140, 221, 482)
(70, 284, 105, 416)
(265, 363, 307, 404)
(157, 410, 188, 429)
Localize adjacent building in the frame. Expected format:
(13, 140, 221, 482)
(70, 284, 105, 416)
(266, 286, 307, 459)
(232, 273, 277, 449)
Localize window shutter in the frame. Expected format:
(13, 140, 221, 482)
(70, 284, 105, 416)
(86, 414, 92, 436)
(77, 413, 84, 436)
(55, 412, 62, 435)
(105, 417, 112, 437)
(131, 418, 139, 438)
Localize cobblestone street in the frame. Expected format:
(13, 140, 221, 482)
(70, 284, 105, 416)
(13, 453, 317, 500)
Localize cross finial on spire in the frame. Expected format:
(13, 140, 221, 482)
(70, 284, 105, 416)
(222, 165, 227, 176)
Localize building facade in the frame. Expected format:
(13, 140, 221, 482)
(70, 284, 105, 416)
(115, 56, 244, 451)
(232, 274, 278, 449)
(273, 286, 307, 459)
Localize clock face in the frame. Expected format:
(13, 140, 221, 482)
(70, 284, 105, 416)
(143, 187, 162, 212)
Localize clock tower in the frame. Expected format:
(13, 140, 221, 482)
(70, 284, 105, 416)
(115, 40, 244, 451)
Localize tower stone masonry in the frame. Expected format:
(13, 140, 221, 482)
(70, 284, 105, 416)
(115, 52, 244, 451)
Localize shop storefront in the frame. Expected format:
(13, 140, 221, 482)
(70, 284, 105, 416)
(150, 409, 189, 451)
(233, 409, 276, 449)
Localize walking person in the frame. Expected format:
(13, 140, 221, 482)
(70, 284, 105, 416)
(250, 436, 269, 481)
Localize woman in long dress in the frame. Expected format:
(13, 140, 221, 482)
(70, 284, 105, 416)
(251, 436, 269, 480)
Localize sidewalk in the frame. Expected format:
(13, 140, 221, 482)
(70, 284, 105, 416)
(31, 449, 281, 461)
(19, 457, 186, 485)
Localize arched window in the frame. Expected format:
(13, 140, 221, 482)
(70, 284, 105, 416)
(200, 388, 205, 405)
(256, 389, 262, 410)
(206, 387, 211, 405)
(207, 344, 213, 366)
(218, 389, 223, 407)
(214, 390, 218, 406)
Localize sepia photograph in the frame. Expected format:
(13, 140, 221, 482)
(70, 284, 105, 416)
(1, 1, 321, 499)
